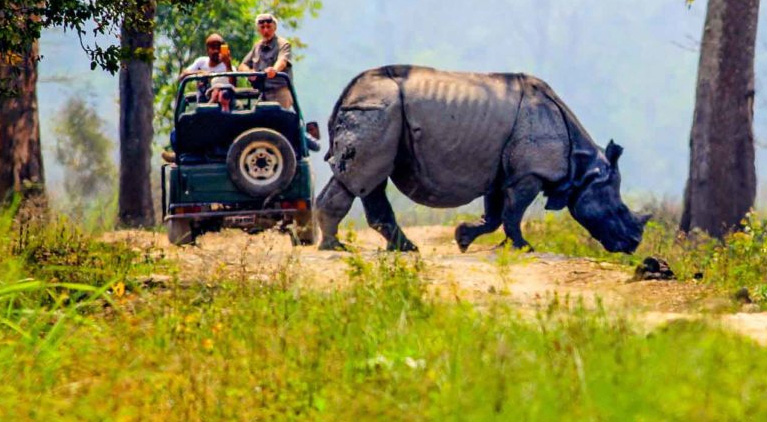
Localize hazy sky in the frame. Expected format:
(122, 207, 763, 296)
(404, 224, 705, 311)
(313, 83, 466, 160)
(38, 0, 767, 207)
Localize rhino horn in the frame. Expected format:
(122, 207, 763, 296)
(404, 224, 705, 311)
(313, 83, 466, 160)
(638, 213, 652, 226)
(606, 140, 623, 166)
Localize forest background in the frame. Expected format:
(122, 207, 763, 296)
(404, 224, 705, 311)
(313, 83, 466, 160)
(37, 0, 767, 212)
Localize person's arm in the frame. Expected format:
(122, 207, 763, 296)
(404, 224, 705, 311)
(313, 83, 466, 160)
(178, 58, 203, 83)
(266, 40, 291, 78)
(238, 47, 254, 72)
(273, 45, 290, 72)
(221, 50, 235, 85)
(306, 136, 321, 152)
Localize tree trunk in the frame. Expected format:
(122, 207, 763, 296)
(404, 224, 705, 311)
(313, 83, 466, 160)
(119, 0, 156, 227)
(680, 0, 761, 238)
(0, 40, 44, 202)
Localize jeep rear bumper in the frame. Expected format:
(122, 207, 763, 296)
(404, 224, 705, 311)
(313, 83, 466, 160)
(164, 208, 300, 221)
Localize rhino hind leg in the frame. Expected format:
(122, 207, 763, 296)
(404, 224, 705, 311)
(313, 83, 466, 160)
(501, 176, 543, 250)
(454, 189, 504, 253)
(317, 176, 355, 251)
(362, 180, 418, 252)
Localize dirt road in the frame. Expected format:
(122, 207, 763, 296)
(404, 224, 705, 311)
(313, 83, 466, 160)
(108, 225, 767, 344)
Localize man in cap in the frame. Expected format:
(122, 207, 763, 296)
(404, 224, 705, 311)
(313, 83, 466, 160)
(238, 13, 294, 109)
(178, 33, 234, 102)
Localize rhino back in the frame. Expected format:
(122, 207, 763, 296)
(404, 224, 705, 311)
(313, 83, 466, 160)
(391, 68, 524, 207)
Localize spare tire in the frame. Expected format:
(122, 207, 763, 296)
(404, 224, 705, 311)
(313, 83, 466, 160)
(227, 128, 297, 197)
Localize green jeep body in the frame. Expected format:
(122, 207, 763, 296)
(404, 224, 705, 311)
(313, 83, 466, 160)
(161, 72, 316, 245)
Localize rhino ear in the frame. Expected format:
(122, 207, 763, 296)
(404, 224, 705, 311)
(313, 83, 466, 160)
(605, 140, 623, 166)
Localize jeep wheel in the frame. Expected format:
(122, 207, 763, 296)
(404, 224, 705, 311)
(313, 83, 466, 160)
(227, 128, 297, 197)
(167, 219, 194, 246)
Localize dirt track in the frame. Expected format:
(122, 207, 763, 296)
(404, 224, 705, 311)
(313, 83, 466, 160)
(107, 225, 767, 345)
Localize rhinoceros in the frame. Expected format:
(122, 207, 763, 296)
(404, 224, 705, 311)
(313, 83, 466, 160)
(316, 65, 649, 253)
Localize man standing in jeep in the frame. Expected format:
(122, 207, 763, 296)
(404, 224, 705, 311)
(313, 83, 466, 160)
(238, 13, 294, 109)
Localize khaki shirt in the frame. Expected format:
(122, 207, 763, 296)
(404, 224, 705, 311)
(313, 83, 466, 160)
(241, 36, 293, 89)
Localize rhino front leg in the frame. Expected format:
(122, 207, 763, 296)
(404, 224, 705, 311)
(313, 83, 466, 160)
(502, 176, 543, 250)
(317, 176, 355, 251)
(362, 180, 418, 252)
(454, 188, 503, 252)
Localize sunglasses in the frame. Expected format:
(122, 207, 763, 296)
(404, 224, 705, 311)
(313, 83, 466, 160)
(257, 19, 274, 25)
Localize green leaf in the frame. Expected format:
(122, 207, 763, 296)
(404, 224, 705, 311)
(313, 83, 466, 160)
(0, 280, 43, 297)
(0, 317, 32, 340)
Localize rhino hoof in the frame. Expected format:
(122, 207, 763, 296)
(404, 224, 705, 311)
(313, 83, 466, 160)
(403, 242, 419, 253)
(319, 238, 348, 252)
(511, 242, 535, 253)
(494, 239, 534, 252)
(389, 239, 419, 253)
(454, 224, 473, 253)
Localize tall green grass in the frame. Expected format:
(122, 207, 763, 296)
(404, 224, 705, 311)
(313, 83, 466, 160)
(3, 202, 767, 420)
(2, 238, 767, 421)
(0, 200, 169, 347)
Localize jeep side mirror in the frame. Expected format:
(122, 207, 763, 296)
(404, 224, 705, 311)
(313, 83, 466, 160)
(306, 121, 321, 140)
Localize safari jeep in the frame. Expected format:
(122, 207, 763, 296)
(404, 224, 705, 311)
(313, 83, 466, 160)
(161, 72, 317, 246)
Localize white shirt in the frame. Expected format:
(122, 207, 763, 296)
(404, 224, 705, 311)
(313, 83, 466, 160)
(185, 57, 229, 85)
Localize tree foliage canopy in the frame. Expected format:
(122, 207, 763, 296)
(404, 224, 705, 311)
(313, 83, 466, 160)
(0, 0, 199, 96)
(153, 0, 321, 134)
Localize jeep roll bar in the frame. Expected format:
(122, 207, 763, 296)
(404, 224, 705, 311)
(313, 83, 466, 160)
(174, 71, 303, 123)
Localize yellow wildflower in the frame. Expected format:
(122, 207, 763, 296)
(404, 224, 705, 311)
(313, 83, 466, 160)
(113, 282, 125, 298)
(201, 338, 214, 351)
